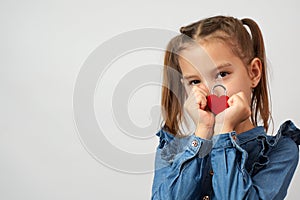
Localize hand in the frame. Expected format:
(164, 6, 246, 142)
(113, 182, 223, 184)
(184, 86, 214, 139)
(215, 92, 251, 134)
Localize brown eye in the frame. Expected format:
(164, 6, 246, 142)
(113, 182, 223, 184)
(216, 71, 229, 79)
(189, 80, 201, 85)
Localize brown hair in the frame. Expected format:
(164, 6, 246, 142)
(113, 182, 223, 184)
(161, 15, 271, 135)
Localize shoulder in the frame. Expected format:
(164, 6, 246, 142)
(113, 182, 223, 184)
(155, 128, 175, 149)
(268, 120, 300, 165)
(272, 135, 299, 160)
(277, 120, 300, 145)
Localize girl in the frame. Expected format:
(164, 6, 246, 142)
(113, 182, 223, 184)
(151, 16, 300, 200)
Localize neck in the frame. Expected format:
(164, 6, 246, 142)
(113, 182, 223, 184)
(235, 118, 254, 134)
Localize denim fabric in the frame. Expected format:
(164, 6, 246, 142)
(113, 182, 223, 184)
(151, 120, 300, 200)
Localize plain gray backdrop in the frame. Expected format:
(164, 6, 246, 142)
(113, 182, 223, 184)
(1, 0, 300, 199)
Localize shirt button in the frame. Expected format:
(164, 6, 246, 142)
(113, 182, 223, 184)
(203, 196, 210, 200)
(232, 135, 237, 141)
(191, 140, 198, 147)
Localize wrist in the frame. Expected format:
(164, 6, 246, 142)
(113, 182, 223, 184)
(214, 123, 234, 135)
(195, 124, 213, 139)
(220, 125, 234, 134)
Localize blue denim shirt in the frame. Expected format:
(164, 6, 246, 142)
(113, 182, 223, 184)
(151, 120, 300, 200)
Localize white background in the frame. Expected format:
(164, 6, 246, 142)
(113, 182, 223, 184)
(1, 0, 300, 199)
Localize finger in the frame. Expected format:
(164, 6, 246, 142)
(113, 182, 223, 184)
(198, 96, 207, 110)
(199, 100, 207, 110)
(227, 93, 242, 107)
(193, 92, 207, 109)
(227, 94, 235, 107)
(192, 86, 209, 97)
(185, 86, 209, 111)
(184, 92, 204, 108)
(193, 89, 208, 103)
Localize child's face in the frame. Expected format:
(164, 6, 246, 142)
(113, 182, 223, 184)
(179, 41, 255, 106)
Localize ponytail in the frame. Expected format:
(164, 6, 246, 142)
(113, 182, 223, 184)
(241, 18, 266, 65)
(242, 18, 271, 132)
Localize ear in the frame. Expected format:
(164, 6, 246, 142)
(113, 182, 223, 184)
(248, 58, 262, 88)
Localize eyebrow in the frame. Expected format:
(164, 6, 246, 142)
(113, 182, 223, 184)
(216, 63, 232, 70)
(211, 63, 232, 74)
(182, 74, 199, 79)
(182, 63, 232, 80)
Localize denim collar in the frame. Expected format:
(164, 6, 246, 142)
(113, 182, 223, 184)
(157, 126, 267, 144)
(156, 128, 174, 142)
(236, 126, 266, 144)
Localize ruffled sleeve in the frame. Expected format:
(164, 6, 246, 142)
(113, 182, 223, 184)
(278, 120, 300, 145)
(210, 121, 300, 199)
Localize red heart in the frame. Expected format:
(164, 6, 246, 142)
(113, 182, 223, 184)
(207, 95, 229, 115)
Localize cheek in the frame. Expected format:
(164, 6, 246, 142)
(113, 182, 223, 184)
(225, 84, 253, 104)
(214, 72, 253, 97)
(227, 88, 252, 106)
(222, 83, 238, 97)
